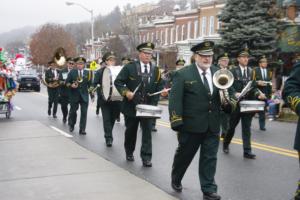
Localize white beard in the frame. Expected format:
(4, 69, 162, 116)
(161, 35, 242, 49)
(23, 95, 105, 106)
(199, 63, 211, 69)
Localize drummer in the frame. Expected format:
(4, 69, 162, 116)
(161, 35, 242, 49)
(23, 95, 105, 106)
(223, 49, 266, 159)
(252, 55, 272, 131)
(114, 42, 168, 167)
(93, 51, 121, 147)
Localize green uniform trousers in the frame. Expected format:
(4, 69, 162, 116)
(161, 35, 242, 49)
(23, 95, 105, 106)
(69, 97, 88, 131)
(124, 115, 152, 161)
(224, 108, 254, 153)
(220, 111, 230, 135)
(100, 101, 121, 141)
(47, 88, 59, 115)
(60, 96, 69, 121)
(171, 131, 219, 193)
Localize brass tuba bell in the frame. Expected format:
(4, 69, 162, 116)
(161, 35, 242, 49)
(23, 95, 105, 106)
(213, 69, 234, 105)
(54, 47, 66, 67)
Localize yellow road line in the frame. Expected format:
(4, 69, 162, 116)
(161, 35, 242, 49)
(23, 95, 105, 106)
(156, 120, 298, 158)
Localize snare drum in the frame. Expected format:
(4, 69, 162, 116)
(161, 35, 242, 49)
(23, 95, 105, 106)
(239, 100, 265, 113)
(136, 104, 162, 118)
(102, 66, 123, 101)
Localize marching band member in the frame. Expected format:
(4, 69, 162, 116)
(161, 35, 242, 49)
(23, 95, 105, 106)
(58, 57, 74, 123)
(253, 55, 272, 131)
(283, 54, 300, 200)
(223, 50, 266, 159)
(216, 53, 230, 138)
(93, 51, 121, 147)
(114, 42, 167, 167)
(66, 56, 92, 135)
(169, 41, 231, 200)
(45, 60, 60, 118)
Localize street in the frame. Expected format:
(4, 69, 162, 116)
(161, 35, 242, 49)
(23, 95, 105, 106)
(1, 86, 299, 200)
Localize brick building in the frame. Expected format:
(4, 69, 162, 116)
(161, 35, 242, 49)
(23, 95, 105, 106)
(138, 0, 225, 69)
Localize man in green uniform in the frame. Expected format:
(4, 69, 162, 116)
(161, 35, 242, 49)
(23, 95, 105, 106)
(114, 42, 167, 167)
(45, 60, 60, 118)
(66, 56, 92, 135)
(223, 50, 266, 159)
(93, 51, 121, 147)
(252, 55, 272, 131)
(58, 57, 74, 123)
(169, 41, 232, 200)
(216, 53, 230, 138)
(283, 54, 300, 200)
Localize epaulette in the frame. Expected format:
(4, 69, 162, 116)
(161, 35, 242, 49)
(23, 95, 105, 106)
(287, 96, 300, 112)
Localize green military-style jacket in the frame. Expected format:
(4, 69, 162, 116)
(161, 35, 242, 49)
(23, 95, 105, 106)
(252, 67, 272, 99)
(169, 64, 222, 133)
(229, 66, 259, 100)
(65, 68, 92, 103)
(93, 67, 106, 106)
(114, 60, 164, 117)
(59, 67, 71, 97)
(283, 62, 300, 151)
(45, 68, 59, 85)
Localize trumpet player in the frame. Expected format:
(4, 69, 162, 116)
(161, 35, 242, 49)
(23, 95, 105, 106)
(58, 57, 74, 124)
(253, 55, 272, 131)
(66, 56, 92, 135)
(45, 60, 60, 118)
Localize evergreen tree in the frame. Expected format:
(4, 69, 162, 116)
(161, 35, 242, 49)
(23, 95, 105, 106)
(218, 0, 279, 59)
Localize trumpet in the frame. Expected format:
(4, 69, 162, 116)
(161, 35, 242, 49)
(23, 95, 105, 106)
(48, 80, 60, 88)
(213, 69, 234, 105)
(88, 84, 100, 94)
(68, 77, 83, 88)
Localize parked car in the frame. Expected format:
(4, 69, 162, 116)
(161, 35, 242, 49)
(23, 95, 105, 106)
(17, 69, 40, 92)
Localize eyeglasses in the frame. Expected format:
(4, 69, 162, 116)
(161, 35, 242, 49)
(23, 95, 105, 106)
(68, 62, 75, 65)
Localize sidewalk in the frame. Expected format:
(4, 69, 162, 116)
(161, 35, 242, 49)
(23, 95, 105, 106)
(0, 120, 178, 200)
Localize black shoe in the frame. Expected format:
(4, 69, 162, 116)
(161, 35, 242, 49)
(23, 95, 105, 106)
(171, 181, 182, 192)
(53, 115, 57, 119)
(203, 192, 221, 200)
(79, 130, 86, 135)
(106, 139, 112, 147)
(260, 127, 266, 131)
(96, 108, 99, 115)
(244, 152, 256, 159)
(152, 127, 157, 132)
(223, 144, 229, 154)
(62, 118, 67, 124)
(48, 109, 51, 116)
(69, 125, 74, 132)
(142, 160, 152, 167)
(126, 154, 134, 162)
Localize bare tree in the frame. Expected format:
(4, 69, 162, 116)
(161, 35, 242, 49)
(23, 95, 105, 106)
(29, 23, 76, 66)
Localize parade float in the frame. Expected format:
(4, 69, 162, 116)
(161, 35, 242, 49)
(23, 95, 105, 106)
(0, 48, 17, 118)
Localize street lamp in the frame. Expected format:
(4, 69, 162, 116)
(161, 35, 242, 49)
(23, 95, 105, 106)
(66, 1, 94, 60)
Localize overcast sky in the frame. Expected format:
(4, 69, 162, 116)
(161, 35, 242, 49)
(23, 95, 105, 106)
(1, 0, 158, 34)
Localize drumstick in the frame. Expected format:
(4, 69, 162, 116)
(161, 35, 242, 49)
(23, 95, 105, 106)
(148, 88, 171, 96)
(133, 83, 141, 95)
